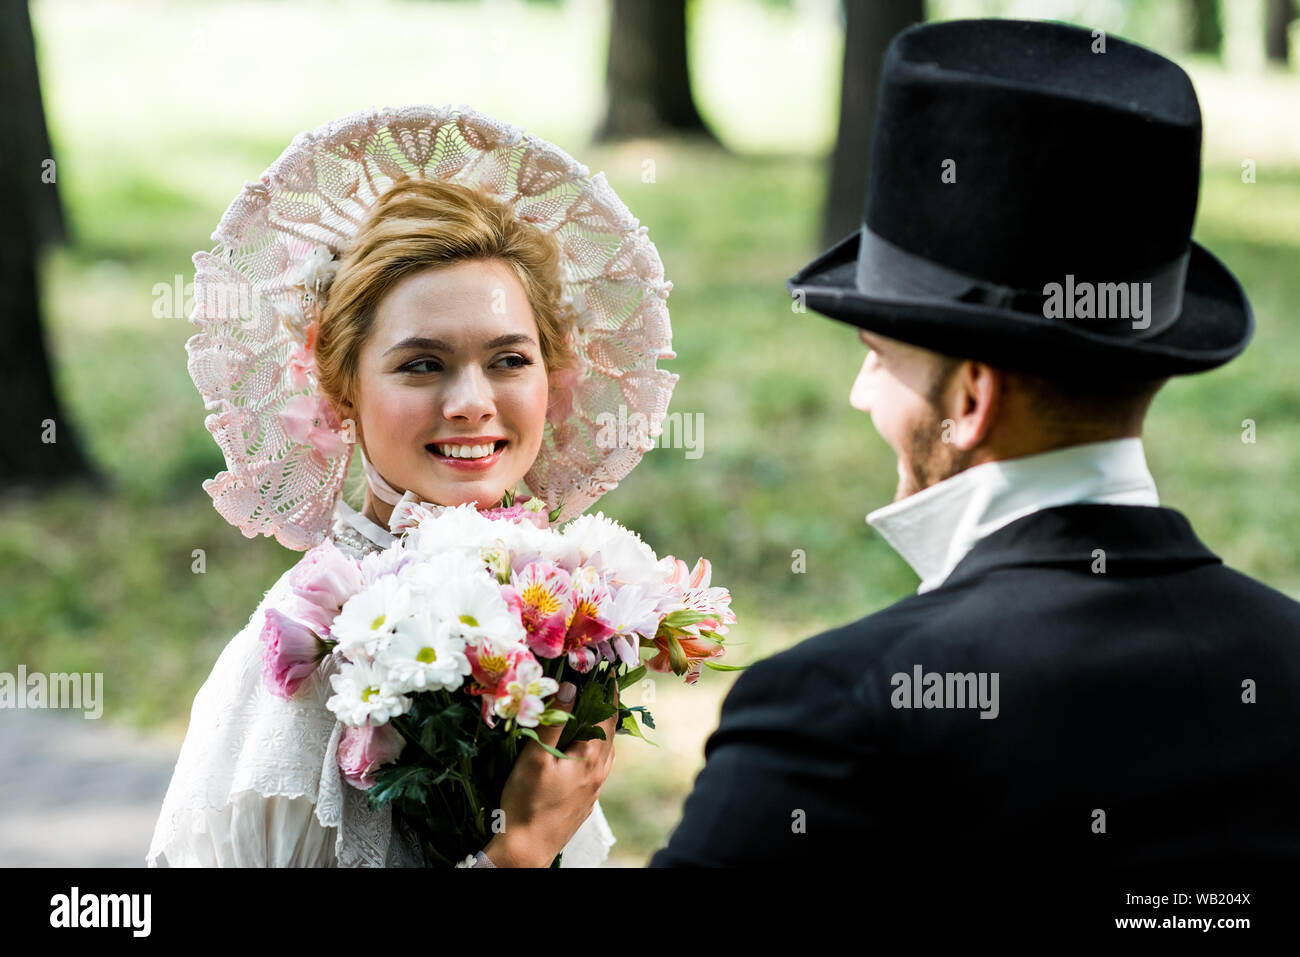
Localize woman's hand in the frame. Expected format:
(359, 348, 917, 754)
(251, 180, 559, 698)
(483, 679, 618, 867)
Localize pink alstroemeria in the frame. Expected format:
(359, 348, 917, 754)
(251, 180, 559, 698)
(493, 655, 559, 728)
(337, 722, 405, 790)
(465, 638, 532, 728)
(647, 632, 726, 686)
(261, 606, 332, 699)
(501, 562, 572, 659)
(288, 539, 363, 639)
(601, 581, 664, 668)
(280, 393, 349, 461)
(657, 556, 738, 635)
(563, 565, 617, 674)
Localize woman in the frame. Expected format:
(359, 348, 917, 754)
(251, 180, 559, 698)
(148, 105, 678, 867)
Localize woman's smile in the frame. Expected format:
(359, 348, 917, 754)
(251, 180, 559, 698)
(425, 437, 509, 471)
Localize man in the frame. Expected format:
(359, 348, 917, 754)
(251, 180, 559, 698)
(649, 19, 1300, 876)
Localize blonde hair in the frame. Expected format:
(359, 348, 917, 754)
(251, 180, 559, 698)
(314, 177, 574, 417)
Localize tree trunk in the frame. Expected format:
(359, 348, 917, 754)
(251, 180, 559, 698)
(1265, 0, 1293, 64)
(594, 0, 717, 143)
(0, 1, 98, 487)
(1187, 0, 1223, 55)
(821, 0, 925, 251)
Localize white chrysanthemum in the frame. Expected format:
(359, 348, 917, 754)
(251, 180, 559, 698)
(503, 519, 580, 572)
(394, 550, 479, 603)
(562, 512, 660, 582)
(331, 575, 415, 659)
(404, 503, 501, 556)
(326, 658, 411, 727)
(432, 568, 526, 646)
(377, 610, 472, 694)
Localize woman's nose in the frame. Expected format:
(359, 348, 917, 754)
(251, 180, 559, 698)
(442, 366, 494, 421)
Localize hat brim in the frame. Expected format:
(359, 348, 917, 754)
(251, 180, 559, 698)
(786, 230, 1254, 379)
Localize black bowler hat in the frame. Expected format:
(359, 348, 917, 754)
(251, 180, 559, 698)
(787, 18, 1253, 380)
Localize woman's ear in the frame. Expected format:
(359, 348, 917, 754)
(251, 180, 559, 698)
(545, 361, 581, 428)
(331, 395, 361, 445)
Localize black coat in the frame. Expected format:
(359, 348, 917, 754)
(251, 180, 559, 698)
(648, 505, 1300, 869)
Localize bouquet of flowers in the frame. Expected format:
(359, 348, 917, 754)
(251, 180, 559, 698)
(258, 488, 738, 867)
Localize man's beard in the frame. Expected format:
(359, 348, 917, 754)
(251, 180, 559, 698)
(894, 411, 974, 502)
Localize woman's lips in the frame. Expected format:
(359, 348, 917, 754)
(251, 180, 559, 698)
(425, 439, 507, 472)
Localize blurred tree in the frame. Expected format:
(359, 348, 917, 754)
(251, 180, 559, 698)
(1187, 0, 1223, 55)
(0, 1, 98, 487)
(594, 0, 718, 142)
(821, 0, 925, 250)
(1266, 0, 1294, 63)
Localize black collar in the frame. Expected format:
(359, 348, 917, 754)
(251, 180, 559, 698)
(942, 504, 1222, 588)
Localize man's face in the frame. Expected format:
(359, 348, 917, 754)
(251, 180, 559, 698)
(850, 329, 971, 501)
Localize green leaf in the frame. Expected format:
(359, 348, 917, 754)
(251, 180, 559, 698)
(665, 633, 688, 675)
(518, 726, 573, 760)
(536, 708, 573, 727)
(616, 709, 658, 747)
(548, 500, 564, 523)
(660, 608, 713, 630)
(702, 661, 748, 672)
(367, 764, 434, 809)
(619, 704, 656, 729)
(617, 664, 647, 691)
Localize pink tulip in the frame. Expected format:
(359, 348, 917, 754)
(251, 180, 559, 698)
(261, 606, 330, 699)
(337, 722, 406, 790)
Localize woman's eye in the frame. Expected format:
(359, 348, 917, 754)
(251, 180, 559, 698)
(402, 359, 441, 374)
(496, 354, 534, 370)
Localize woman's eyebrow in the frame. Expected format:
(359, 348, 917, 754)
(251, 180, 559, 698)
(383, 333, 536, 357)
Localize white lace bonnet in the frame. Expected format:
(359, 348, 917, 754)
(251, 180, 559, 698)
(185, 105, 679, 551)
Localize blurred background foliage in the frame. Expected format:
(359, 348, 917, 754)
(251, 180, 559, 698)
(2, 0, 1298, 865)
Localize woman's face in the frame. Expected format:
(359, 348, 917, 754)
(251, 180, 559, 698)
(343, 258, 552, 511)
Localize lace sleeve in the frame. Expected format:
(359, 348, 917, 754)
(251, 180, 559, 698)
(147, 565, 350, 867)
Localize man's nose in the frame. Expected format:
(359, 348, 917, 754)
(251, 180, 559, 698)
(849, 351, 876, 412)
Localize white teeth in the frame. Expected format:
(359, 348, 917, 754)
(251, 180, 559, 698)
(433, 442, 497, 459)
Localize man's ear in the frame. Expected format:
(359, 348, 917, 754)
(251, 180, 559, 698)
(947, 361, 1002, 451)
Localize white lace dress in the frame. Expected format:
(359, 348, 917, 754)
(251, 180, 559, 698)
(146, 498, 616, 867)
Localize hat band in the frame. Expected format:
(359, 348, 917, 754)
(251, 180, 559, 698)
(855, 224, 1190, 340)
(359, 446, 406, 507)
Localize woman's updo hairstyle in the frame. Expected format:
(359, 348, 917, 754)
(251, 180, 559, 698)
(314, 176, 576, 418)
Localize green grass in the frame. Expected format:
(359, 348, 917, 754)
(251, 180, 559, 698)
(7, 0, 1300, 866)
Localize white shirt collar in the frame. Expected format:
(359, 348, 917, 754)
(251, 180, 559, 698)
(865, 437, 1160, 594)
